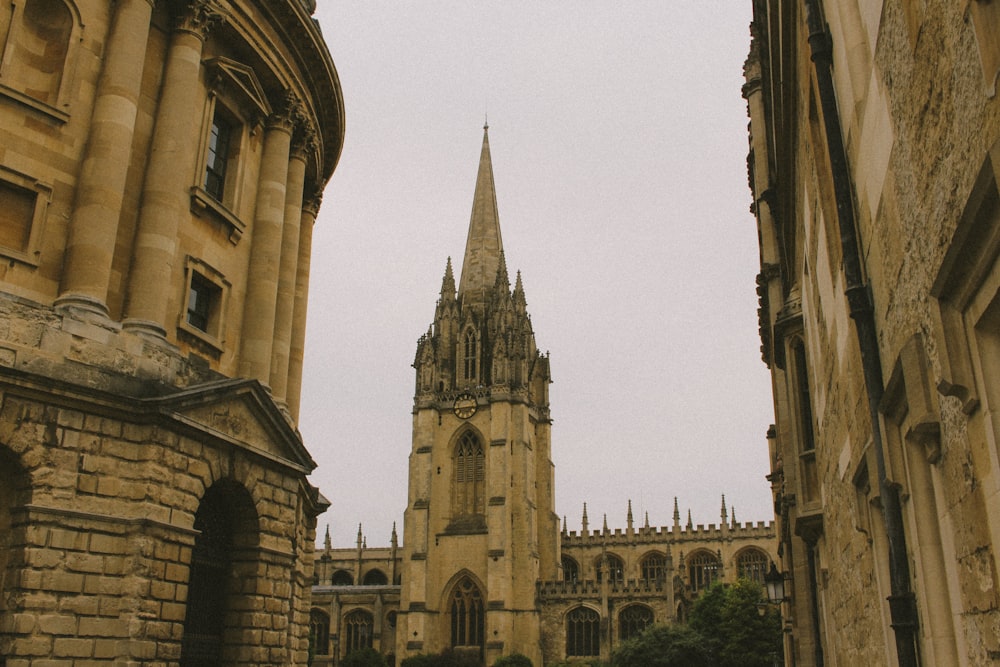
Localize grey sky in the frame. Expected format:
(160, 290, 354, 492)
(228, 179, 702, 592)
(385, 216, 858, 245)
(301, 4, 772, 547)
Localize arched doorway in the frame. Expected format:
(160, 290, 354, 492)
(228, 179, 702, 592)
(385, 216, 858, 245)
(179, 480, 259, 666)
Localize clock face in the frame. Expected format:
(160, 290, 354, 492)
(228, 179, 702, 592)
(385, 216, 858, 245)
(453, 393, 477, 419)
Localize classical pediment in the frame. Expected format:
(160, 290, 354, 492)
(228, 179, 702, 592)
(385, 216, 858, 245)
(150, 378, 314, 473)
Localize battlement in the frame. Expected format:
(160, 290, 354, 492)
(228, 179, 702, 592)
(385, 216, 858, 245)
(561, 520, 775, 546)
(537, 578, 667, 600)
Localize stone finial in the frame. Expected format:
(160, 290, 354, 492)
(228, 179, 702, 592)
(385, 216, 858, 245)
(356, 523, 363, 549)
(582, 503, 589, 534)
(673, 497, 681, 522)
(644, 511, 650, 530)
(391, 522, 398, 549)
(721, 494, 728, 522)
(627, 499, 634, 532)
(686, 509, 693, 531)
(324, 524, 331, 552)
(562, 515, 568, 535)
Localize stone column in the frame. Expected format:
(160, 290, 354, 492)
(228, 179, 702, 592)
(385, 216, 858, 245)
(285, 190, 319, 421)
(56, 0, 156, 318)
(268, 127, 311, 404)
(123, 0, 222, 337)
(238, 98, 296, 385)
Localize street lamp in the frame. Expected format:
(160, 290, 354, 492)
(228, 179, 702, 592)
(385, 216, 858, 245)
(764, 562, 785, 604)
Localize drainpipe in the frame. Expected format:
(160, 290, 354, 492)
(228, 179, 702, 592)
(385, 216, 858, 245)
(801, 2, 920, 666)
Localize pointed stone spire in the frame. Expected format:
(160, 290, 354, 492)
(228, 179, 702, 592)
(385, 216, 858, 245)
(356, 523, 363, 549)
(391, 522, 398, 550)
(494, 250, 510, 291)
(686, 509, 693, 531)
(731, 506, 737, 530)
(363, 536, 367, 549)
(627, 499, 634, 532)
(562, 515, 568, 535)
(582, 502, 589, 535)
(324, 524, 331, 553)
(721, 494, 729, 522)
(673, 497, 681, 532)
(602, 513, 609, 535)
(440, 256, 456, 298)
(644, 511, 650, 530)
(458, 124, 504, 312)
(513, 270, 526, 309)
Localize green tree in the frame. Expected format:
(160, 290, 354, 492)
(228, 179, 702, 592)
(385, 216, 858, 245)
(611, 624, 712, 667)
(341, 647, 388, 667)
(689, 579, 783, 667)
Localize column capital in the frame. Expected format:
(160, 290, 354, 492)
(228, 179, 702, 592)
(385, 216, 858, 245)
(266, 90, 302, 134)
(302, 189, 323, 217)
(174, 0, 226, 40)
(291, 125, 318, 162)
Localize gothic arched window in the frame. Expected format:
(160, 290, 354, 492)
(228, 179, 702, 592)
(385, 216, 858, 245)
(596, 554, 624, 585)
(344, 609, 374, 655)
(463, 329, 478, 382)
(562, 556, 579, 583)
(331, 569, 353, 586)
(688, 550, 721, 592)
(566, 606, 600, 657)
(640, 553, 667, 583)
(737, 548, 769, 584)
(363, 569, 388, 585)
(618, 604, 653, 641)
(450, 577, 484, 650)
(309, 609, 330, 656)
(454, 431, 485, 517)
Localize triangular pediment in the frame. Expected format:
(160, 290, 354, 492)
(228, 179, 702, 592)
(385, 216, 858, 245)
(205, 56, 272, 121)
(148, 378, 314, 473)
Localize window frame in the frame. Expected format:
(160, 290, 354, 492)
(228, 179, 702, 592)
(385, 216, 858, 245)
(0, 165, 50, 266)
(178, 256, 230, 354)
(565, 605, 601, 657)
(190, 57, 271, 244)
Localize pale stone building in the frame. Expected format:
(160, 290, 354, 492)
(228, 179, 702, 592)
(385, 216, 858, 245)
(310, 128, 778, 667)
(0, 0, 343, 664)
(746, 1, 1000, 666)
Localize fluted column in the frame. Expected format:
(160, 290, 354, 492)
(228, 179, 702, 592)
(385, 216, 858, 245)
(123, 0, 222, 337)
(238, 98, 296, 385)
(57, 0, 156, 317)
(286, 191, 319, 421)
(268, 127, 312, 403)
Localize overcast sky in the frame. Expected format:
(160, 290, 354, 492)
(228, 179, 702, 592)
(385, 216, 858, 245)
(301, 4, 773, 547)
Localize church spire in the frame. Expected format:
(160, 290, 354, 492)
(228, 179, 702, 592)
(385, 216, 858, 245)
(458, 124, 504, 312)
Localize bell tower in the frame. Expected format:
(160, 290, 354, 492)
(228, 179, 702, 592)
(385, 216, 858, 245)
(399, 126, 557, 666)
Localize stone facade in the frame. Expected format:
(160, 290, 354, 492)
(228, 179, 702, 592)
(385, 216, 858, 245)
(746, 1, 1000, 665)
(309, 129, 777, 667)
(0, 0, 343, 665)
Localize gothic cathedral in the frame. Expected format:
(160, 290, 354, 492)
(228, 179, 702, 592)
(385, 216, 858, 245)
(311, 128, 778, 667)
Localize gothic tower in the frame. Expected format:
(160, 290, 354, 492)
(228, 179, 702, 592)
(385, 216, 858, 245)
(399, 126, 557, 665)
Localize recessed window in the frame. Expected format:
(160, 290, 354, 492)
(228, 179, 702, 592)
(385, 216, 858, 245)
(566, 606, 600, 657)
(0, 167, 50, 266)
(463, 329, 478, 381)
(179, 258, 230, 353)
(0, 180, 35, 253)
(186, 274, 217, 332)
(204, 111, 234, 201)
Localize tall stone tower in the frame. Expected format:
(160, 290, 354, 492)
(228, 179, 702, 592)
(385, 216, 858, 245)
(398, 126, 558, 665)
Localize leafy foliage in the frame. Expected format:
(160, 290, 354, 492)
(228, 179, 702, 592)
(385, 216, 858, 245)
(611, 624, 712, 667)
(493, 654, 533, 667)
(341, 647, 388, 667)
(612, 579, 782, 667)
